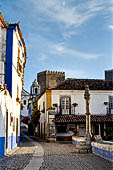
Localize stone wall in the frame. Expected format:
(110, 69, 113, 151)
(37, 70, 65, 93)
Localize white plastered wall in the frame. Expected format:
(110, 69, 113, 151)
(21, 95, 29, 117)
(0, 91, 12, 138)
(52, 90, 113, 115)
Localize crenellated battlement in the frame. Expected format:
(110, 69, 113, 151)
(37, 70, 65, 93)
(38, 70, 65, 76)
(46, 70, 65, 76)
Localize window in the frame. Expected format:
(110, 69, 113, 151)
(13, 117, 15, 131)
(60, 96, 71, 114)
(110, 97, 113, 109)
(39, 105, 40, 111)
(35, 88, 38, 94)
(43, 101, 45, 111)
(109, 97, 113, 114)
(24, 100, 26, 105)
(17, 47, 23, 77)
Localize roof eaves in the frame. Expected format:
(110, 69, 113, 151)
(8, 23, 27, 67)
(0, 12, 8, 28)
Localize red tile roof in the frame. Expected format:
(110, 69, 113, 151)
(53, 79, 113, 90)
(55, 114, 113, 123)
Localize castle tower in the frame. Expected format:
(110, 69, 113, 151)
(37, 70, 65, 93)
(105, 69, 113, 81)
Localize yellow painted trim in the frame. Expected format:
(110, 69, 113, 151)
(46, 89, 51, 109)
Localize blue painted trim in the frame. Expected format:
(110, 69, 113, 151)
(5, 26, 14, 97)
(72, 139, 80, 145)
(22, 53, 25, 58)
(0, 137, 5, 157)
(19, 40, 22, 47)
(17, 136, 20, 146)
(8, 135, 16, 152)
(92, 146, 113, 162)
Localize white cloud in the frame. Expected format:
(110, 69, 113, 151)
(48, 66, 88, 79)
(50, 43, 102, 60)
(27, 33, 102, 60)
(62, 30, 79, 39)
(32, 0, 112, 28)
(108, 25, 113, 30)
(65, 69, 88, 79)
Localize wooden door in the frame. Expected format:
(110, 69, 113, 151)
(16, 118, 18, 143)
(6, 111, 8, 150)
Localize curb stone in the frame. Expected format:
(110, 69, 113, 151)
(23, 135, 44, 170)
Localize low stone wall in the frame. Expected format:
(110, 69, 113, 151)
(56, 133, 72, 141)
(72, 136, 85, 145)
(91, 142, 113, 162)
(72, 136, 91, 153)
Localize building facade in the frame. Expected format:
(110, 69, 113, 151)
(21, 89, 30, 117)
(37, 79, 113, 140)
(0, 13, 26, 157)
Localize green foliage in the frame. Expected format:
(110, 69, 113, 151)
(31, 102, 40, 126)
(104, 127, 113, 140)
(104, 127, 113, 135)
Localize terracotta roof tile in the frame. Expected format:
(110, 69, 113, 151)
(53, 79, 113, 90)
(55, 114, 113, 123)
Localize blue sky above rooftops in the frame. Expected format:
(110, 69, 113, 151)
(0, 0, 113, 92)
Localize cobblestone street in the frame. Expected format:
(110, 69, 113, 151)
(0, 132, 113, 170)
(0, 133, 36, 170)
(39, 142, 113, 170)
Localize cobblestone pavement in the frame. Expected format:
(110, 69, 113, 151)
(0, 134, 36, 170)
(0, 131, 113, 170)
(39, 142, 113, 170)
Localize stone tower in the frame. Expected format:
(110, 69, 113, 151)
(37, 70, 65, 93)
(30, 79, 40, 99)
(105, 69, 113, 81)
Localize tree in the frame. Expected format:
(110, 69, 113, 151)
(104, 127, 113, 140)
(30, 102, 40, 127)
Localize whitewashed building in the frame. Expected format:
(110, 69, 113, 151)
(21, 89, 30, 117)
(0, 13, 26, 157)
(37, 79, 113, 140)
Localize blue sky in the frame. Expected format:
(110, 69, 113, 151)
(0, 0, 113, 92)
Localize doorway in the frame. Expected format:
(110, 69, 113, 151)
(16, 118, 18, 144)
(6, 111, 8, 150)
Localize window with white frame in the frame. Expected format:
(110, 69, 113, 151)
(60, 96, 71, 114)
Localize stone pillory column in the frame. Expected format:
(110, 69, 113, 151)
(84, 85, 91, 139)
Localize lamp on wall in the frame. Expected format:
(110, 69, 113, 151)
(28, 98, 32, 104)
(0, 84, 7, 95)
(104, 102, 108, 106)
(104, 102, 109, 114)
(72, 103, 78, 107)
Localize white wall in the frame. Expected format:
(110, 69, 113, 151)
(52, 90, 113, 115)
(21, 95, 29, 117)
(38, 93, 46, 124)
(0, 91, 13, 138)
(0, 26, 6, 84)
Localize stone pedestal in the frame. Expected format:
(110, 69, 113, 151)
(46, 108, 56, 142)
(84, 85, 92, 141)
(72, 136, 92, 153)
